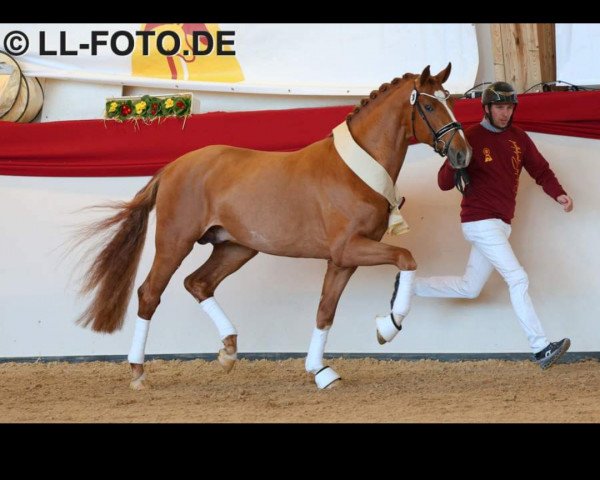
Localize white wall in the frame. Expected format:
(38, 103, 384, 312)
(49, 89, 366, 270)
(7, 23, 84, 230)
(41, 79, 122, 121)
(124, 86, 364, 113)
(39, 81, 362, 122)
(1, 133, 597, 358)
(556, 24, 600, 86)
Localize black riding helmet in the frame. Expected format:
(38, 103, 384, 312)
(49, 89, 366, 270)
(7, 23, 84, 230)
(481, 81, 518, 130)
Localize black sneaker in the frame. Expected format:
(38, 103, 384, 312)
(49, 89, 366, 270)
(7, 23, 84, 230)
(534, 338, 571, 370)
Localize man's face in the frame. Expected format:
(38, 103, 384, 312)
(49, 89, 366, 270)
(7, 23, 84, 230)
(487, 103, 515, 128)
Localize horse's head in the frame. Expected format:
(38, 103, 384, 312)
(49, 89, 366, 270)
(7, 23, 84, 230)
(410, 63, 472, 169)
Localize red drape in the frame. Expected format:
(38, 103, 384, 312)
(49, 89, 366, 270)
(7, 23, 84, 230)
(0, 90, 598, 177)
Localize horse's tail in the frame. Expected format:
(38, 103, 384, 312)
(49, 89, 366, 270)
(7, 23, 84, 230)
(75, 171, 163, 333)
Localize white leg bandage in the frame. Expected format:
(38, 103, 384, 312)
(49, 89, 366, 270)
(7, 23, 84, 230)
(305, 327, 330, 374)
(375, 313, 402, 343)
(127, 317, 150, 364)
(392, 270, 416, 318)
(200, 297, 237, 340)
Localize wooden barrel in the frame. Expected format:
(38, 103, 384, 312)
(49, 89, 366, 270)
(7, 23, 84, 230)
(0, 52, 21, 118)
(0, 50, 44, 123)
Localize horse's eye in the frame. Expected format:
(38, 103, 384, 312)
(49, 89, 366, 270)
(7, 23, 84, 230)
(425, 104, 434, 112)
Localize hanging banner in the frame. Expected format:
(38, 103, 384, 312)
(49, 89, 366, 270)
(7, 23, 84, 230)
(0, 24, 478, 94)
(131, 23, 244, 82)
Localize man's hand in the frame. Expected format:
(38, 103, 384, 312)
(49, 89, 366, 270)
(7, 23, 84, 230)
(557, 194, 573, 212)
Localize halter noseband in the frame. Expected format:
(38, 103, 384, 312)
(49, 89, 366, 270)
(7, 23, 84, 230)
(410, 83, 463, 157)
(410, 83, 469, 194)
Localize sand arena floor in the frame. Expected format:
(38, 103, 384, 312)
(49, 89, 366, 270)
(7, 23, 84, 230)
(1, 358, 599, 422)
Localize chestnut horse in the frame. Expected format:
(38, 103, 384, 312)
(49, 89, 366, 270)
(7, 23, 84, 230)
(76, 63, 471, 389)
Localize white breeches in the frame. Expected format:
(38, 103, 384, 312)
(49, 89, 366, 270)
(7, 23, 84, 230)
(414, 218, 548, 353)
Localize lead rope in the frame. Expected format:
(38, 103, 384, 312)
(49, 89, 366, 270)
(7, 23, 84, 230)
(454, 168, 470, 195)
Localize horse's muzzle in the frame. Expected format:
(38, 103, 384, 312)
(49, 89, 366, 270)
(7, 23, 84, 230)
(448, 146, 472, 169)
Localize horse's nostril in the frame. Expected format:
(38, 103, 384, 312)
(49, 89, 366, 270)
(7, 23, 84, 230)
(456, 151, 464, 166)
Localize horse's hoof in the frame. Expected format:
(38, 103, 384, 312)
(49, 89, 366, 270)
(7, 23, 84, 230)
(315, 366, 341, 390)
(218, 348, 237, 374)
(324, 377, 341, 389)
(129, 373, 149, 390)
(375, 313, 402, 344)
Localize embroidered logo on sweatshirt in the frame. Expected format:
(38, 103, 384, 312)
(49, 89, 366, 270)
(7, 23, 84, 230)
(483, 147, 493, 162)
(508, 140, 522, 168)
(509, 140, 522, 193)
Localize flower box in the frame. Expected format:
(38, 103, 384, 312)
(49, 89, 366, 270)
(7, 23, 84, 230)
(104, 93, 193, 122)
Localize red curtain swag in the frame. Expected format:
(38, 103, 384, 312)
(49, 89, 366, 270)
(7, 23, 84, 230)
(0, 90, 598, 177)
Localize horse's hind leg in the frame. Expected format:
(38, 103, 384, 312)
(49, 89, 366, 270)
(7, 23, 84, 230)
(184, 242, 258, 373)
(306, 261, 356, 389)
(129, 238, 195, 390)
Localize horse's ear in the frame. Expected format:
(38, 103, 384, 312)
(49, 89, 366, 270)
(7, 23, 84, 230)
(418, 65, 431, 86)
(435, 62, 452, 84)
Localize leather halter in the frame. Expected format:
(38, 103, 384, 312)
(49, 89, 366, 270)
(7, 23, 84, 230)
(410, 83, 470, 194)
(410, 83, 463, 157)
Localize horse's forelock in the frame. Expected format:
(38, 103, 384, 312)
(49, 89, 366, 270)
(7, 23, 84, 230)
(418, 74, 446, 95)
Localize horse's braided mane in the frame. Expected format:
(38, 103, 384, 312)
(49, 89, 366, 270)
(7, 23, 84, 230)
(346, 72, 416, 123)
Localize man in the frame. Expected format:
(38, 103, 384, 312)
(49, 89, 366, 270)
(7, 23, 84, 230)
(397, 81, 573, 369)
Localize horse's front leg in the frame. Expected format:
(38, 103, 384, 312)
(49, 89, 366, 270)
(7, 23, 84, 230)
(306, 261, 356, 389)
(375, 270, 416, 344)
(332, 235, 417, 344)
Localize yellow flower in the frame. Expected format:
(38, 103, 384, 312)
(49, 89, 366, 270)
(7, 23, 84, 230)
(165, 98, 174, 109)
(135, 101, 147, 115)
(108, 102, 118, 113)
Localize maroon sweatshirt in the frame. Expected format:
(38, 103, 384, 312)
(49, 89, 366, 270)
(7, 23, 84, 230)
(438, 124, 567, 224)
